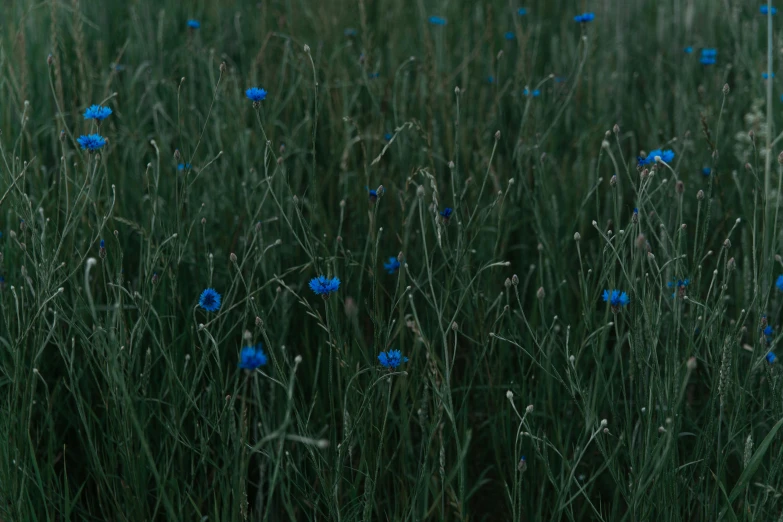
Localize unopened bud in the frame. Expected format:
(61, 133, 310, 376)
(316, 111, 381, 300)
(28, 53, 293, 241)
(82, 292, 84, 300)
(47, 54, 53, 65)
(230, 252, 237, 263)
(723, 238, 731, 249)
(613, 123, 620, 134)
(220, 61, 227, 74)
(722, 83, 730, 95)
(697, 189, 705, 200)
(574, 232, 581, 241)
(687, 357, 697, 370)
(511, 274, 519, 285)
(536, 286, 545, 300)
(504, 278, 512, 289)
(494, 130, 501, 140)
(506, 390, 514, 400)
(675, 180, 684, 194)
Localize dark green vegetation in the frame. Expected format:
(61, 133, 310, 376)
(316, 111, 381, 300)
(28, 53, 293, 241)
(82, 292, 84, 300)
(1, 1, 783, 520)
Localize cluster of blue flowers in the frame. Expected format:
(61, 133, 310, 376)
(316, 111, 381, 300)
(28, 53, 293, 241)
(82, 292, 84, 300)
(523, 88, 541, 97)
(761, 5, 778, 15)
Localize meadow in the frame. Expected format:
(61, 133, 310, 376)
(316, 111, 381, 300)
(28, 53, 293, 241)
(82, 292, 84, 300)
(1, 0, 783, 520)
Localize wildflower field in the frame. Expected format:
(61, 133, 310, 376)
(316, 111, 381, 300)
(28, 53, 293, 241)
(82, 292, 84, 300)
(3, 0, 783, 520)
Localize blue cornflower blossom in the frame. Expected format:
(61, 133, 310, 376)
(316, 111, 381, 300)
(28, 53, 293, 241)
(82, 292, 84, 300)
(383, 256, 401, 274)
(684, 46, 693, 54)
(505, 31, 515, 40)
(309, 275, 340, 296)
(487, 75, 496, 84)
(246, 87, 267, 102)
(429, 16, 447, 25)
(367, 186, 378, 203)
(378, 349, 409, 369)
(344, 28, 358, 36)
(574, 12, 595, 23)
(99, 239, 105, 249)
(602, 289, 630, 310)
(776, 274, 783, 292)
(517, 7, 527, 15)
(523, 88, 541, 97)
(198, 288, 221, 312)
(668, 278, 690, 298)
(178, 163, 192, 171)
(637, 148, 675, 166)
(768, 351, 778, 364)
(83, 105, 112, 121)
(702, 167, 711, 176)
(187, 19, 200, 29)
(764, 325, 775, 346)
(238, 344, 268, 370)
(384, 132, 393, 141)
(700, 48, 717, 65)
(440, 207, 453, 221)
(763, 72, 775, 79)
(761, 5, 778, 15)
(77, 134, 106, 152)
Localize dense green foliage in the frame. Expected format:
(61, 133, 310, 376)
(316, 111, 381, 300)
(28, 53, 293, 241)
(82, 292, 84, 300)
(2, 1, 783, 520)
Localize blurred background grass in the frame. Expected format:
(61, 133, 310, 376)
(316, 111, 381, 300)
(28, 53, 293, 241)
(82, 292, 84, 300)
(1, 0, 783, 520)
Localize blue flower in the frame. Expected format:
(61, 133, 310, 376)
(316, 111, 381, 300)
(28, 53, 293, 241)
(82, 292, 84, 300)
(517, 7, 527, 15)
(700, 48, 717, 65)
(378, 349, 408, 369)
(178, 163, 192, 171)
(239, 344, 268, 370)
(637, 148, 674, 166)
(702, 167, 711, 176)
(367, 186, 378, 202)
(574, 12, 595, 23)
(384, 132, 393, 141)
(83, 105, 112, 121)
(198, 288, 221, 312)
(505, 31, 515, 40)
(309, 275, 340, 296)
(77, 134, 106, 152)
(383, 256, 401, 274)
(429, 16, 447, 25)
(763, 72, 776, 79)
(684, 46, 693, 54)
(187, 19, 200, 29)
(767, 351, 778, 364)
(761, 5, 778, 15)
(777, 274, 783, 292)
(344, 28, 358, 36)
(368, 72, 380, 79)
(668, 278, 690, 298)
(523, 88, 541, 97)
(440, 207, 453, 220)
(487, 75, 496, 84)
(246, 87, 267, 102)
(602, 289, 630, 308)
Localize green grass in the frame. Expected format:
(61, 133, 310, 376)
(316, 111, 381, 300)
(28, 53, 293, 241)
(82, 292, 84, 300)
(2, 0, 783, 520)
